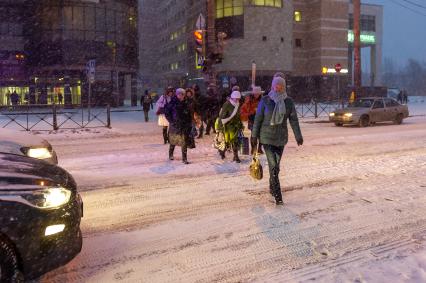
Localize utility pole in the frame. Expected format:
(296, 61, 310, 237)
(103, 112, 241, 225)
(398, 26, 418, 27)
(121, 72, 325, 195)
(206, 0, 217, 91)
(353, 0, 361, 97)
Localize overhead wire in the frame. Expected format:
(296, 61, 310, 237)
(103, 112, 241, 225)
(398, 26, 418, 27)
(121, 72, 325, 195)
(388, 0, 426, 17)
(400, 0, 426, 10)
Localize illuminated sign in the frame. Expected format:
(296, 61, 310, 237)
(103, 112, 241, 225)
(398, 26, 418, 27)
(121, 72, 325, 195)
(322, 67, 349, 74)
(348, 30, 375, 44)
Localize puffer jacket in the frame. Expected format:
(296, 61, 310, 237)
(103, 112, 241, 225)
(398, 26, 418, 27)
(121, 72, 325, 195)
(251, 96, 303, 147)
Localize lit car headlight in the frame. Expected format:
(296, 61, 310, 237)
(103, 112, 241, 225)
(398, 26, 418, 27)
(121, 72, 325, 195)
(329, 112, 335, 117)
(26, 148, 52, 159)
(344, 113, 353, 117)
(0, 187, 72, 209)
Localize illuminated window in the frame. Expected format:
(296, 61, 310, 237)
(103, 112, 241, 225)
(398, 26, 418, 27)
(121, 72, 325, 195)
(294, 11, 301, 22)
(216, 0, 244, 19)
(250, 0, 282, 7)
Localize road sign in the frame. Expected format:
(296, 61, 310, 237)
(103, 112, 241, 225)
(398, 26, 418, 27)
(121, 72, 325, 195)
(197, 54, 205, 67)
(195, 13, 205, 30)
(335, 63, 342, 73)
(86, 59, 96, 83)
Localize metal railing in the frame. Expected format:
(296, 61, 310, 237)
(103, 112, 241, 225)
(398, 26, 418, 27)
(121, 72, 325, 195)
(0, 104, 111, 131)
(295, 100, 343, 118)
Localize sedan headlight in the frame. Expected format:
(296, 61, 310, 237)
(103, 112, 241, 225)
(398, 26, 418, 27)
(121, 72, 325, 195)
(329, 112, 335, 117)
(0, 187, 72, 209)
(26, 148, 52, 159)
(344, 113, 353, 117)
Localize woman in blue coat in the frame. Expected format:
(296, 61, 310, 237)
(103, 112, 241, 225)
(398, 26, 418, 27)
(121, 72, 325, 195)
(251, 77, 303, 205)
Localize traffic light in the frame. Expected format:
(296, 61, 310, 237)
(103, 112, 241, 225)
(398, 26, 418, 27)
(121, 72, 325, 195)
(193, 29, 205, 57)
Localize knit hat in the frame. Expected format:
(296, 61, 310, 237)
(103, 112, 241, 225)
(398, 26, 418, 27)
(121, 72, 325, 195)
(252, 86, 263, 94)
(272, 76, 286, 89)
(273, 72, 285, 79)
(230, 91, 241, 99)
(176, 88, 185, 95)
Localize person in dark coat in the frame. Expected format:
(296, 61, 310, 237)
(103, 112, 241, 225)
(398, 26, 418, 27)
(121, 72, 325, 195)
(141, 90, 153, 122)
(10, 91, 20, 106)
(164, 88, 193, 164)
(252, 77, 303, 205)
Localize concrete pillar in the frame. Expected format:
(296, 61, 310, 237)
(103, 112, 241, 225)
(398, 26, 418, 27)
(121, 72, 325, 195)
(370, 45, 376, 87)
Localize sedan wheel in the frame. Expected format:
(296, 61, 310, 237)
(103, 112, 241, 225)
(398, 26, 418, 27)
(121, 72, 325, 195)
(394, 113, 403, 125)
(0, 237, 24, 283)
(359, 115, 370, 127)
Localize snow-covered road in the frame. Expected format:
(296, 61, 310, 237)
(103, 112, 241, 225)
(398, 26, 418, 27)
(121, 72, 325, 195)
(36, 114, 426, 282)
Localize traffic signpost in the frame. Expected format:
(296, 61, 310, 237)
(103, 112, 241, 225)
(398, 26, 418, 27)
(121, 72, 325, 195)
(86, 59, 96, 119)
(335, 63, 342, 107)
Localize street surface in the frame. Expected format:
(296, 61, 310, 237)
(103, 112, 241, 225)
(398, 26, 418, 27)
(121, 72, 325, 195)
(36, 114, 426, 282)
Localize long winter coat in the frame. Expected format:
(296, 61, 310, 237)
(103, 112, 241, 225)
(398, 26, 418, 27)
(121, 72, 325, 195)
(164, 96, 193, 147)
(251, 96, 303, 147)
(216, 100, 243, 146)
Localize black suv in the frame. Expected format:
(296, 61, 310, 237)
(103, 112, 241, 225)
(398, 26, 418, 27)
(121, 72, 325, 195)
(0, 152, 83, 281)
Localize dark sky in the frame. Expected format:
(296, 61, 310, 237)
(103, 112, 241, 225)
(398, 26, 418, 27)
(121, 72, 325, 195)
(363, 0, 426, 66)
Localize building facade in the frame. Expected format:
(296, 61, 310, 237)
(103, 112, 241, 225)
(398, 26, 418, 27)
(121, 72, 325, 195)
(139, 0, 383, 99)
(0, 0, 138, 106)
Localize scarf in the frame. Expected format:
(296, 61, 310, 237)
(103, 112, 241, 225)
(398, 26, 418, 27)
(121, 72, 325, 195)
(221, 99, 239, 125)
(268, 90, 288, 126)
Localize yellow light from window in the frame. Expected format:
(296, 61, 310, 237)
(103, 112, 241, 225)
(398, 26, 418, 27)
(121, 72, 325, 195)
(322, 67, 328, 74)
(294, 11, 302, 22)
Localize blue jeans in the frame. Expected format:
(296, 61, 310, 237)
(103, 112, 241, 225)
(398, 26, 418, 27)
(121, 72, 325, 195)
(263, 144, 284, 201)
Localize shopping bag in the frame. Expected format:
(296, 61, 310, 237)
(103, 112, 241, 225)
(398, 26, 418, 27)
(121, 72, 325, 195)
(249, 153, 263, 180)
(213, 131, 226, 151)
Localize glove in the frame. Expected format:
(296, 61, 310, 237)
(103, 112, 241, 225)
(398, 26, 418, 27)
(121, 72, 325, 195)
(297, 138, 303, 146)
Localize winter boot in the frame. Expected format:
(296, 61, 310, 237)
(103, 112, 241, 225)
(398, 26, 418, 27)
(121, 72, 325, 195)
(219, 150, 225, 160)
(271, 167, 283, 205)
(182, 148, 189, 164)
(232, 146, 241, 163)
(163, 127, 169, 144)
(197, 125, 204, 139)
(169, 145, 175, 160)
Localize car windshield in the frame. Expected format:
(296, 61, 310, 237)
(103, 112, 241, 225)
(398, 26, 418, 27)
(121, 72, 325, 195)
(348, 99, 375, 108)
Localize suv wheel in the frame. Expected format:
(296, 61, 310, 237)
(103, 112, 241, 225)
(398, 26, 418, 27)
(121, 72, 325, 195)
(394, 113, 403, 125)
(0, 237, 24, 283)
(359, 115, 370, 127)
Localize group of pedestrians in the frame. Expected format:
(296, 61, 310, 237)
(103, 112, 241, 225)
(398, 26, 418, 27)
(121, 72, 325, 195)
(148, 75, 303, 205)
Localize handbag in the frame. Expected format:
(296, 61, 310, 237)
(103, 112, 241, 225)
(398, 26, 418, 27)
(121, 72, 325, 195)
(249, 148, 263, 180)
(213, 131, 226, 151)
(238, 130, 249, 155)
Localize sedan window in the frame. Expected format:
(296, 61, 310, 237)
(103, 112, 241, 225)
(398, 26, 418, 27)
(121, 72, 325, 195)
(349, 99, 374, 108)
(372, 100, 384, 109)
(385, 98, 400, 107)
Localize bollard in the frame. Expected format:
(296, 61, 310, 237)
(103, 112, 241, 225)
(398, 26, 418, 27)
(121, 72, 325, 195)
(314, 100, 318, 118)
(53, 104, 58, 130)
(107, 104, 111, 128)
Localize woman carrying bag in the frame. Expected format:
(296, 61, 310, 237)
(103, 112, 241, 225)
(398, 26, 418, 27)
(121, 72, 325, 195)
(251, 77, 303, 205)
(215, 91, 243, 163)
(156, 87, 174, 144)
